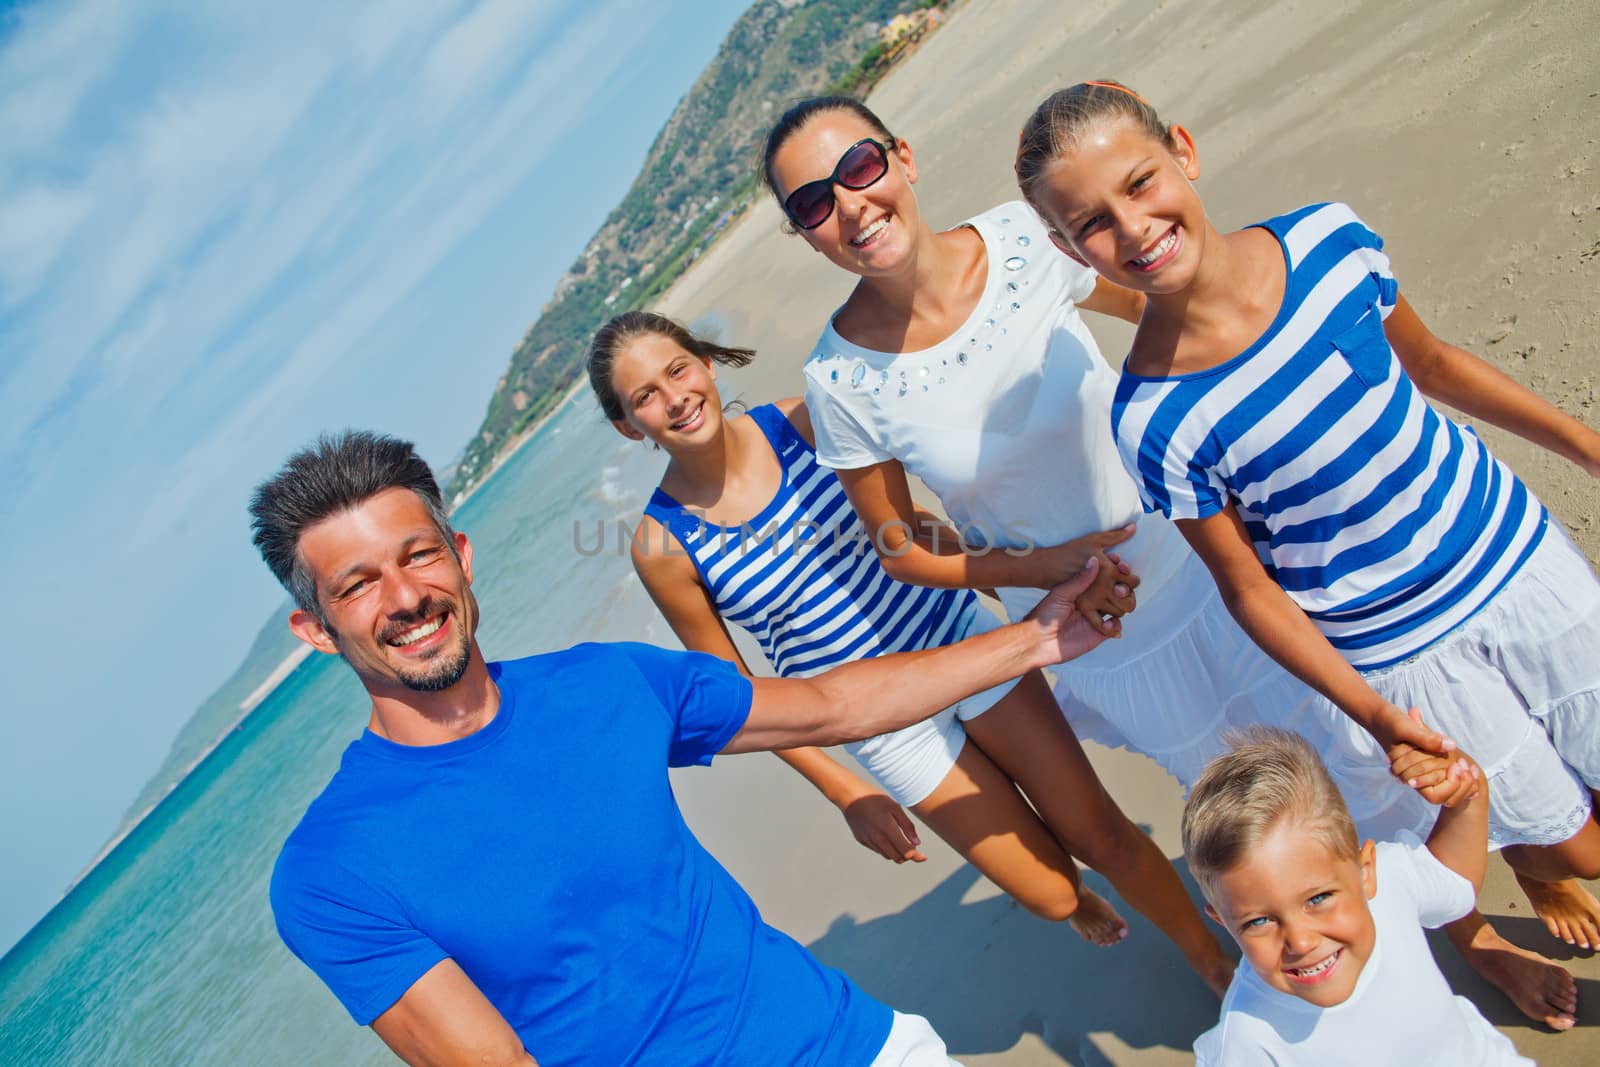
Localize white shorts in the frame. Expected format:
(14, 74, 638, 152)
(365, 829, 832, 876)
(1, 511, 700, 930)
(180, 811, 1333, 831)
(868, 1011, 962, 1066)
(1360, 522, 1600, 849)
(1049, 552, 1432, 842)
(844, 604, 1021, 807)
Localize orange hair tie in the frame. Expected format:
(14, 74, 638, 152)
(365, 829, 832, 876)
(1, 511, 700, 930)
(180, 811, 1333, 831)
(1081, 80, 1150, 106)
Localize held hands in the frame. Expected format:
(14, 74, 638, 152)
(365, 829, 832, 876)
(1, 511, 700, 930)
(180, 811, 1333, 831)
(1382, 708, 1473, 805)
(1035, 525, 1141, 635)
(1022, 556, 1114, 665)
(840, 792, 927, 864)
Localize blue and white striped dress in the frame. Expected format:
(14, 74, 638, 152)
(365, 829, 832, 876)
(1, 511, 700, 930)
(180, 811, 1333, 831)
(644, 404, 977, 679)
(1111, 202, 1547, 670)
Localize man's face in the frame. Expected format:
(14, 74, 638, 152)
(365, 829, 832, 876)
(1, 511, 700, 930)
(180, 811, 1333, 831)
(289, 487, 476, 696)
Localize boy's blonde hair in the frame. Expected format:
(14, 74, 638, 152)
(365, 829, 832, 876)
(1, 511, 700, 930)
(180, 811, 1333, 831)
(1182, 727, 1360, 902)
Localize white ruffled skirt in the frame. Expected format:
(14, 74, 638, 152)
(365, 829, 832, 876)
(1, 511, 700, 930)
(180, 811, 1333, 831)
(1008, 551, 1433, 842)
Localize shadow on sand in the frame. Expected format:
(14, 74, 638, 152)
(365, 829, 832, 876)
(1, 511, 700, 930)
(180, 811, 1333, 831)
(805, 858, 1226, 1065)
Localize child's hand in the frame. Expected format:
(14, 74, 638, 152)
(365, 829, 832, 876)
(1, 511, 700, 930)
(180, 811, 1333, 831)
(1391, 744, 1483, 807)
(840, 792, 926, 864)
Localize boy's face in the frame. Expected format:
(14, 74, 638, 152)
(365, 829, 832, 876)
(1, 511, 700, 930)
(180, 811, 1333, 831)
(1206, 817, 1378, 1007)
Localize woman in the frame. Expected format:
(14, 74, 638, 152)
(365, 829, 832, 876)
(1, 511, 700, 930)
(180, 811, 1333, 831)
(588, 310, 1235, 992)
(762, 95, 1428, 836)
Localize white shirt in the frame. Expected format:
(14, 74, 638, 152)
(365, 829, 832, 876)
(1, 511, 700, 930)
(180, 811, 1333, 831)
(802, 202, 1198, 661)
(1196, 833, 1532, 1066)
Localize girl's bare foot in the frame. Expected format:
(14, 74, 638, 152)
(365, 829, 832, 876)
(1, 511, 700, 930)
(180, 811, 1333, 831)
(1450, 913, 1578, 1030)
(1515, 871, 1600, 950)
(1068, 887, 1130, 946)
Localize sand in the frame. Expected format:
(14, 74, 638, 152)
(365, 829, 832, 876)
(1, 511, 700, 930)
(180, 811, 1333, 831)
(653, 0, 1600, 1062)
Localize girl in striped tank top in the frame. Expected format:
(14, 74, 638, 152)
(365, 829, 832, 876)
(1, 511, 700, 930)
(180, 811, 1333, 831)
(587, 311, 1239, 994)
(1017, 80, 1600, 1030)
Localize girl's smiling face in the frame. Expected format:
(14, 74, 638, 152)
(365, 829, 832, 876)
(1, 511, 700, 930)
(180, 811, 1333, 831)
(1030, 117, 1207, 294)
(768, 109, 921, 277)
(1206, 815, 1379, 1008)
(607, 332, 724, 449)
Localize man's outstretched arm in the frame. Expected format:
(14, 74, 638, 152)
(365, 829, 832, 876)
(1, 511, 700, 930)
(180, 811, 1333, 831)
(370, 959, 539, 1067)
(722, 560, 1107, 754)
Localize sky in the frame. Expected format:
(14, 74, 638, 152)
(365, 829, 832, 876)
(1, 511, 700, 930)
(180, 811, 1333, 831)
(0, 0, 756, 954)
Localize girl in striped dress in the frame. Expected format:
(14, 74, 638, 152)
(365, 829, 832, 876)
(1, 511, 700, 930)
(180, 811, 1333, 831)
(1016, 79, 1600, 1031)
(587, 310, 1238, 995)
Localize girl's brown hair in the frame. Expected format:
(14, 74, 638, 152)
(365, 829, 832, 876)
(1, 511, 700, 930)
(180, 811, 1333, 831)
(587, 311, 754, 422)
(1015, 80, 1172, 219)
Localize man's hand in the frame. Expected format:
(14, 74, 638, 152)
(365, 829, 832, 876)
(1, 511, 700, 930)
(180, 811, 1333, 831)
(1022, 557, 1114, 663)
(841, 793, 927, 863)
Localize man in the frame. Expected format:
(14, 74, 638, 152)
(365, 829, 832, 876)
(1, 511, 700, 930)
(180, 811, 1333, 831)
(252, 430, 1110, 1067)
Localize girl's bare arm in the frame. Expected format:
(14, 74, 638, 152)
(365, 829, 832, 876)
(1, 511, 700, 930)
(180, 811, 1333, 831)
(1177, 505, 1455, 769)
(629, 516, 921, 861)
(834, 459, 1135, 631)
(1385, 294, 1600, 476)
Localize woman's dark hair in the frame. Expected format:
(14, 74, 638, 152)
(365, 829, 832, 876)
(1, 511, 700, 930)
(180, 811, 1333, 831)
(1015, 80, 1172, 218)
(587, 311, 755, 422)
(760, 95, 895, 198)
(249, 430, 454, 620)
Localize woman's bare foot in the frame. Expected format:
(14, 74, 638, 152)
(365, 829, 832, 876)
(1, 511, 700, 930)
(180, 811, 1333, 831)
(1068, 887, 1130, 946)
(1449, 914, 1578, 1030)
(1515, 871, 1600, 949)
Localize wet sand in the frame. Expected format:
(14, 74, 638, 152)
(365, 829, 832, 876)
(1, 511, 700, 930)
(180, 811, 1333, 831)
(656, 0, 1600, 1061)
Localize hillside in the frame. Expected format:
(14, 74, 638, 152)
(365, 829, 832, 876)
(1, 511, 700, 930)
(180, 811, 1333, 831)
(446, 0, 949, 500)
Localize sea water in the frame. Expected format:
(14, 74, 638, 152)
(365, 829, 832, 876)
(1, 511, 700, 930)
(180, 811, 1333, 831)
(0, 396, 676, 1064)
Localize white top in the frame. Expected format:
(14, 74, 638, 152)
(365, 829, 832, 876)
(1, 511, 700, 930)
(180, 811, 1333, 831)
(1112, 203, 1547, 669)
(1196, 833, 1531, 1066)
(802, 202, 1196, 663)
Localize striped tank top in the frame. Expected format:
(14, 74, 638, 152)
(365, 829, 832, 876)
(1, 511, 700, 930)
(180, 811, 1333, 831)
(1111, 203, 1546, 669)
(644, 404, 977, 678)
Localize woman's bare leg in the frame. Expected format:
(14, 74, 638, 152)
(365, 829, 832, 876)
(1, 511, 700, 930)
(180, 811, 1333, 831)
(962, 670, 1234, 996)
(911, 738, 1128, 945)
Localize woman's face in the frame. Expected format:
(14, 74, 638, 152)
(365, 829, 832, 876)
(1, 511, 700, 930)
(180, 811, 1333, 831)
(768, 110, 920, 278)
(607, 332, 723, 449)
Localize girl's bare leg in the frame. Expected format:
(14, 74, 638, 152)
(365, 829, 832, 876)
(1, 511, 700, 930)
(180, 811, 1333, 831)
(962, 670, 1235, 996)
(911, 739, 1128, 946)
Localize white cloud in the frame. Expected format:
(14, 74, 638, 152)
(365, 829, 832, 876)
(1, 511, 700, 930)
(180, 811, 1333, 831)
(423, 0, 561, 113)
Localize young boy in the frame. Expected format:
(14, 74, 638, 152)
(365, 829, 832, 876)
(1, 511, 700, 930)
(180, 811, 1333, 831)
(1182, 727, 1537, 1065)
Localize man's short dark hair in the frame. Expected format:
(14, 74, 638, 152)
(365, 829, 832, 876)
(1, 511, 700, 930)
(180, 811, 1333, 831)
(249, 431, 454, 618)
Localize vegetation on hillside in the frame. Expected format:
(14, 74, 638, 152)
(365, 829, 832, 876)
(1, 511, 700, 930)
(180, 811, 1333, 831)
(445, 0, 953, 502)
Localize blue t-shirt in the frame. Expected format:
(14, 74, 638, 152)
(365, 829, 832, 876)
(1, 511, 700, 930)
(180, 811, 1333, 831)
(270, 643, 893, 1066)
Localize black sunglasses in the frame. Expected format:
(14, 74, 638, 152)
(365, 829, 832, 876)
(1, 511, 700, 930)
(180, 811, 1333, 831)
(782, 138, 897, 231)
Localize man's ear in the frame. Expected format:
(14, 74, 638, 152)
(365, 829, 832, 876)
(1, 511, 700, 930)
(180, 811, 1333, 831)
(289, 608, 340, 656)
(1047, 228, 1090, 267)
(1168, 124, 1201, 181)
(1359, 838, 1378, 901)
(455, 530, 474, 585)
(611, 417, 646, 442)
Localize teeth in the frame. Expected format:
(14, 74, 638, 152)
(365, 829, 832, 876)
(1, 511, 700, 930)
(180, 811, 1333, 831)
(1290, 952, 1338, 977)
(672, 404, 702, 430)
(851, 218, 888, 246)
(393, 616, 444, 645)
(1133, 228, 1177, 266)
